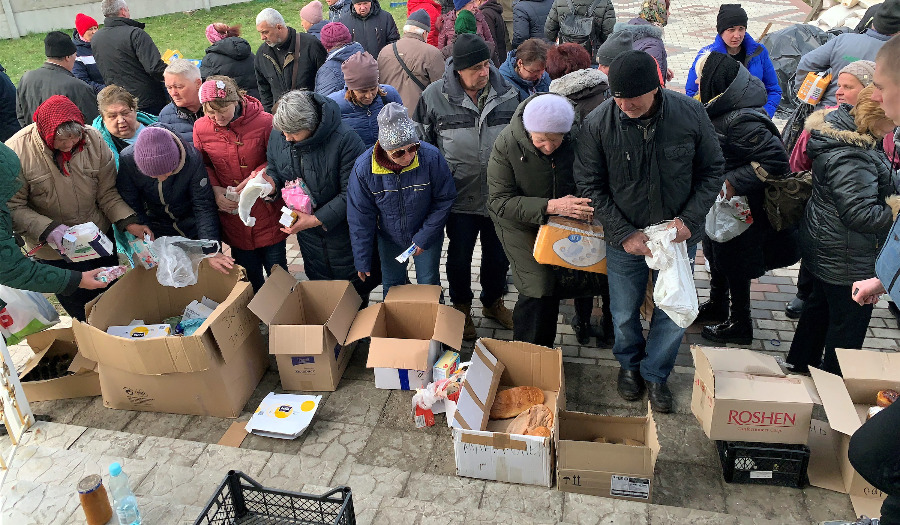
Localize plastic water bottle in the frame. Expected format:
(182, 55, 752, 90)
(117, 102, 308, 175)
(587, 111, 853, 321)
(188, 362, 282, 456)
(108, 462, 142, 525)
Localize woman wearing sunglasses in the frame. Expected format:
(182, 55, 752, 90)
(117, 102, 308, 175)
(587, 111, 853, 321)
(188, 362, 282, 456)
(348, 102, 457, 299)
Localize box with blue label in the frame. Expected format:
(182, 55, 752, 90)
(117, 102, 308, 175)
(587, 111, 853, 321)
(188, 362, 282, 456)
(247, 266, 362, 392)
(345, 285, 465, 390)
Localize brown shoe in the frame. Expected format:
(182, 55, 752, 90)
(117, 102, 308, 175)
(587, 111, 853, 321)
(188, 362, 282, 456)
(482, 298, 514, 330)
(453, 303, 477, 340)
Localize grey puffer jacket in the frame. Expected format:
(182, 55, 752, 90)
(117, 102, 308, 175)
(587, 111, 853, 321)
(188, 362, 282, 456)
(513, 0, 554, 48)
(800, 106, 895, 285)
(413, 60, 519, 216)
(544, 0, 615, 60)
(613, 19, 667, 79)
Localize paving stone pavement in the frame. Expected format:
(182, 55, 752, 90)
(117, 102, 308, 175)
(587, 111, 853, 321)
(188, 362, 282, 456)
(4, 0, 899, 523)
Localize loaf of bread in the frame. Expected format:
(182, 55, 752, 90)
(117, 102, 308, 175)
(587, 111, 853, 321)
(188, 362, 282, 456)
(876, 389, 899, 407)
(525, 426, 551, 438)
(490, 386, 544, 419)
(507, 404, 553, 435)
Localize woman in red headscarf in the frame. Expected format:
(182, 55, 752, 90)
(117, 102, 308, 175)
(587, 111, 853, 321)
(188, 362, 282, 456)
(5, 95, 151, 320)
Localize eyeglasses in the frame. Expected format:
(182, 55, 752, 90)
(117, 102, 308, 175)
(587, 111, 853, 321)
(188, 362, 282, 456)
(389, 143, 420, 159)
(517, 62, 545, 77)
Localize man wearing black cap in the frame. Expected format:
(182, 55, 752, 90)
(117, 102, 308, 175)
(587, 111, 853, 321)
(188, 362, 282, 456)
(413, 34, 519, 340)
(15, 31, 99, 127)
(795, 0, 900, 107)
(574, 50, 724, 413)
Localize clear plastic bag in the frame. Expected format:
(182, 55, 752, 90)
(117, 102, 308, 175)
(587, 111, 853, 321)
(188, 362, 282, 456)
(0, 286, 60, 345)
(643, 224, 699, 328)
(705, 186, 753, 243)
(151, 236, 219, 288)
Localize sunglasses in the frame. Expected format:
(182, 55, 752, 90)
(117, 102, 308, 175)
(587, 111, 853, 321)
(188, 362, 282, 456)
(389, 143, 419, 159)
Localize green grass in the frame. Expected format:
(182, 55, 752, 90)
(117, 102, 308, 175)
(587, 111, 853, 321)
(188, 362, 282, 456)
(0, 0, 411, 85)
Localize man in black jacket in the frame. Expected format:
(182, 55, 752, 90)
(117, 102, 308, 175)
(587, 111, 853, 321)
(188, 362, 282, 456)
(0, 64, 19, 141)
(92, 0, 168, 115)
(254, 8, 327, 112)
(574, 50, 724, 413)
(342, 0, 400, 58)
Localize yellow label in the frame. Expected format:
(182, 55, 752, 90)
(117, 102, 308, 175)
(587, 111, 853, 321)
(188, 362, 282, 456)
(300, 400, 316, 412)
(274, 405, 293, 418)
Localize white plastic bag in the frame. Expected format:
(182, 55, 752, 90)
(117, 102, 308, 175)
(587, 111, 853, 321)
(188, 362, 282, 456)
(705, 188, 753, 243)
(0, 286, 60, 345)
(151, 236, 219, 288)
(238, 172, 273, 227)
(643, 224, 699, 328)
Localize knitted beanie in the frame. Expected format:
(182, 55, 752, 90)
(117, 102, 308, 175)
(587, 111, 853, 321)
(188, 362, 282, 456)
(206, 24, 226, 44)
(454, 0, 473, 12)
(608, 50, 660, 98)
(378, 103, 419, 150)
(717, 4, 747, 34)
(45, 31, 76, 58)
(134, 127, 182, 177)
(522, 94, 575, 134)
(75, 14, 98, 37)
(453, 34, 491, 70)
(455, 9, 477, 35)
(699, 52, 740, 104)
(342, 51, 379, 90)
(321, 22, 352, 50)
(839, 60, 876, 87)
(595, 31, 633, 67)
(200, 78, 241, 105)
(875, 0, 900, 34)
(300, 1, 324, 25)
(406, 9, 431, 32)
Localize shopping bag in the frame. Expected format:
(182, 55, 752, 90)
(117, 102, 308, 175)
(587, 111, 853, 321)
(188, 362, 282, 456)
(0, 286, 60, 345)
(151, 236, 219, 288)
(643, 224, 699, 328)
(705, 186, 753, 243)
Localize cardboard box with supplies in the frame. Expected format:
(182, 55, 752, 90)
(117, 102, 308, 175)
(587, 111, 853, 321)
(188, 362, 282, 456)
(452, 338, 564, 487)
(19, 328, 101, 402)
(690, 345, 816, 445)
(807, 349, 900, 518)
(345, 285, 464, 390)
(248, 267, 361, 392)
(71, 260, 268, 418)
(556, 407, 660, 502)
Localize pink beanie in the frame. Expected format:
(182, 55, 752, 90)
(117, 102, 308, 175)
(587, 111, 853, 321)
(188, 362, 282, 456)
(320, 22, 351, 50)
(300, 1, 324, 24)
(342, 51, 379, 90)
(206, 24, 226, 44)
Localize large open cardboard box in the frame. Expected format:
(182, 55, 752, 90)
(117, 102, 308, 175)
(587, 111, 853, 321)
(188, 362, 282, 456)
(807, 349, 899, 518)
(71, 261, 267, 418)
(345, 285, 464, 390)
(19, 328, 100, 402)
(690, 345, 816, 444)
(556, 407, 660, 502)
(452, 338, 564, 487)
(248, 267, 361, 391)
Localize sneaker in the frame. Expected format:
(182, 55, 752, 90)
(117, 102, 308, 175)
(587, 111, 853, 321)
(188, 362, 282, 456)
(453, 303, 477, 341)
(482, 299, 513, 330)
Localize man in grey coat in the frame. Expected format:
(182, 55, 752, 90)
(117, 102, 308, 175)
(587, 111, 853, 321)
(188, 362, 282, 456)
(16, 32, 99, 126)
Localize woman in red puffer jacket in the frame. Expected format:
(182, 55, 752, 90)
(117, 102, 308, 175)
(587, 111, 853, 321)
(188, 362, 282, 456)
(408, 0, 443, 47)
(193, 75, 288, 291)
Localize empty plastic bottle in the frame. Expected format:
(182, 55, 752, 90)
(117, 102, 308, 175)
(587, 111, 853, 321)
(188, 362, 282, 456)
(108, 462, 142, 525)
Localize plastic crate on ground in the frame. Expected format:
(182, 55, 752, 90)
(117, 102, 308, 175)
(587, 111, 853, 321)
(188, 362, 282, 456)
(716, 440, 810, 488)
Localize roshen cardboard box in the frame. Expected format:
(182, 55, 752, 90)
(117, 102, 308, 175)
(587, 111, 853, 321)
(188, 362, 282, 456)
(453, 338, 564, 487)
(690, 345, 815, 444)
(71, 261, 268, 418)
(19, 328, 101, 402)
(556, 407, 660, 502)
(807, 349, 899, 518)
(248, 266, 361, 391)
(345, 285, 464, 390)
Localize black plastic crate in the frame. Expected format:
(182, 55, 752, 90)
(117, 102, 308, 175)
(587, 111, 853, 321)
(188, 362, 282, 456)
(195, 471, 355, 525)
(716, 440, 810, 488)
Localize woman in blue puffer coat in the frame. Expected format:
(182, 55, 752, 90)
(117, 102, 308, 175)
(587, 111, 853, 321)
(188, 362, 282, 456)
(684, 4, 781, 117)
(327, 51, 402, 148)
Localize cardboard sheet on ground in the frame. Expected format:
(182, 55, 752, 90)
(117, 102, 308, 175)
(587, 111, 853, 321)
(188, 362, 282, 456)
(245, 393, 322, 439)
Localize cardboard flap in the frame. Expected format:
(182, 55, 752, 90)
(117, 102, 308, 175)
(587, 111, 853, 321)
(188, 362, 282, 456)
(269, 326, 326, 355)
(698, 346, 784, 376)
(482, 338, 562, 392)
(345, 304, 385, 344)
(714, 372, 813, 403)
(246, 265, 297, 324)
(807, 419, 847, 494)
(366, 338, 430, 370)
(68, 352, 98, 373)
(836, 348, 900, 402)
(810, 367, 863, 436)
(323, 282, 363, 344)
(383, 284, 442, 304)
(207, 282, 257, 362)
(850, 495, 885, 520)
(432, 305, 464, 350)
(25, 327, 76, 354)
(452, 340, 505, 431)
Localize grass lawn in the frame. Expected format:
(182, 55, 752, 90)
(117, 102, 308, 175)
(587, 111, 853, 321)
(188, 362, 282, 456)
(0, 0, 411, 85)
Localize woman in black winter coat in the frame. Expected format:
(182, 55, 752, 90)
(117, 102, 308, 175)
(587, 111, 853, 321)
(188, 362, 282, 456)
(200, 24, 260, 100)
(786, 86, 897, 375)
(694, 53, 790, 345)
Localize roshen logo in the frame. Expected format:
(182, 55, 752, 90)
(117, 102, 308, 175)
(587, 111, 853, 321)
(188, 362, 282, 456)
(727, 410, 797, 427)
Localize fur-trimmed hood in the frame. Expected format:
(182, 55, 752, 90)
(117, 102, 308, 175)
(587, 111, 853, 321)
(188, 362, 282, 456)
(613, 18, 663, 41)
(805, 105, 879, 150)
(549, 68, 609, 98)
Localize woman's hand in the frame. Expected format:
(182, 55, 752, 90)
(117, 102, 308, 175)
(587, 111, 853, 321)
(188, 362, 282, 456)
(547, 196, 593, 221)
(721, 179, 736, 200)
(212, 186, 239, 213)
(79, 268, 110, 290)
(358, 271, 370, 281)
(280, 212, 322, 234)
(125, 223, 155, 241)
(207, 253, 235, 274)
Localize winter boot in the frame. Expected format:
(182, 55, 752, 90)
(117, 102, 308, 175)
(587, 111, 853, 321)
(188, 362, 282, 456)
(482, 298, 514, 329)
(453, 303, 477, 341)
(701, 318, 754, 345)
(571, 315, 592, 345)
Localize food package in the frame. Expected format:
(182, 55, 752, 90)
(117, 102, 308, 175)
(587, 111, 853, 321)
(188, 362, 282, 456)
(106, 321, 171, 339)
(224, 187, 240, 215)
(61, 222, 114, 263)
(797, 71, 832, 105)
(507, 404, 553, 436)
(433, 350, 460, 381)
(282, 179, 315, 215)
(182, 296, 220, 321)
(245, 393, 322, 439)
(412, 366, 467, 428)
(533, 217, 606, 274)
(279, 207, 298, 228)
(128, 234, 159, 269)
(96, 266, 128, 283)
(489, 386, 544, 419)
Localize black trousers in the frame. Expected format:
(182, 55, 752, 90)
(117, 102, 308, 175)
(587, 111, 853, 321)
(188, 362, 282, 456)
(41, 254, 119, 321)
(513, 295, 594, 348)
(849, 401, 900, 524)
(708, 267, 751, 320)
(796, 262, 814, 301)
(786, 275, 873, 374)
(445, 213, 509, 307)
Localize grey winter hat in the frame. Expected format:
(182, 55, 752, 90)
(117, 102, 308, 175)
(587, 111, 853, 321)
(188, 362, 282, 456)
(377, 102, 419, 151)
(406, 9, 431, 32)
(595, 31, 633, 67)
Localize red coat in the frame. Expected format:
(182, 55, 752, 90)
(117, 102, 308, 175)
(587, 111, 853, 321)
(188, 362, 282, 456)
(407, 0, 442, 47)
(193, 95, 288, 251)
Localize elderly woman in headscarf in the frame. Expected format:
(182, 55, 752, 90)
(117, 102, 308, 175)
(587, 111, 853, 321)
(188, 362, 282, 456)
(5, 95, 150, 319)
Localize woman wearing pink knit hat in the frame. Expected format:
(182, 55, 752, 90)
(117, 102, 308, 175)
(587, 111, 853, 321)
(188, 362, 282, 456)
(199, 23, 259, 100)
(300, 1, 328, 39)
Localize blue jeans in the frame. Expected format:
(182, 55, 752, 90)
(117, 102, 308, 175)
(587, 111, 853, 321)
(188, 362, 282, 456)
(606, 243, 697, 383)
(230, 240, 288, 292)
(378, 234, 443, 299)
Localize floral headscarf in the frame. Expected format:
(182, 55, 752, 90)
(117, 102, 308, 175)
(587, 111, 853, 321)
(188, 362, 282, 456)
(639, 0, 670, 27)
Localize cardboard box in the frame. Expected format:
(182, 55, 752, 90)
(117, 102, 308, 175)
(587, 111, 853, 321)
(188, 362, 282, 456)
(556, 407, 660, 502)
(19, 328, 100, 402)
(453, 338, 564, 487)
(690, 345, 816, 444)
(248, 266, 361, 392)
(807, 349, 899, 518)
(71, 260, 268, 418)
(533, 217, 606, 274)
(451, 340, 504, 430)
(345, 285, 464, 390)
